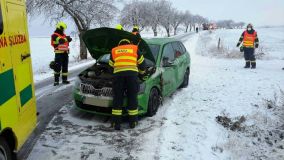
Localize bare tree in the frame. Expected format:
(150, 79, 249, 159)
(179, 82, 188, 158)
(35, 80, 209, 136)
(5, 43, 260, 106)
(120, 0, 150, 31)
(158, 0, 173, 37)
(27, 0, 117, 59)
(170, 9, 184, 35)
(147, 0, 166, 36)
(182, 10, 193, 33)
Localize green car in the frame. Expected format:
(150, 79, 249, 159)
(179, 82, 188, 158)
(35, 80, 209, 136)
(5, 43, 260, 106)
(73, 27, 191, 116)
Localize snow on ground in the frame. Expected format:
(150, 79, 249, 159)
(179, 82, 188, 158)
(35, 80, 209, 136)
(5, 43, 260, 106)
(29, 28, 284, 160)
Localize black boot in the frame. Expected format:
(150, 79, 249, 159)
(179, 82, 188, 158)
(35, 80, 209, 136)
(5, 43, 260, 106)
(62, 80, 70, 84)
(129, 115, 138, 129)
(111, 116, 121, 130)
(54, 74, 60, 86)
(282, 68, 284, 70)
(62, 76, 70, 84)
(251, 61, 256, 69)
(244, 61, 250, 68)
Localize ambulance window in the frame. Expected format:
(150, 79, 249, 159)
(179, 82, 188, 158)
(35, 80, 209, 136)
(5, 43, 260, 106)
(0, 3, 3, 35)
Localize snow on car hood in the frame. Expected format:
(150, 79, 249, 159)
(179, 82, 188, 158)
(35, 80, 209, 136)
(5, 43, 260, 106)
(82, 27, 155, 62)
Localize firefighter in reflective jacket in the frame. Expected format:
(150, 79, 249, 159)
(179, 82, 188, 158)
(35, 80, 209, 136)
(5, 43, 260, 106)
(237, 23, 259, 69)
(51, 22, 72, 86)
(109, 39, 146, 130)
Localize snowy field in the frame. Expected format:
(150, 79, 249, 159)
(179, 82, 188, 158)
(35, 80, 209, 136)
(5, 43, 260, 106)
(29, 28, 284, 160)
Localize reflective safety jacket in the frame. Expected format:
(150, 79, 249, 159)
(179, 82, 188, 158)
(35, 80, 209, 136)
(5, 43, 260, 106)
(109, 44, 145, 74)
(243, 31, 257, 48)
(51, 32, 70, 54)
(237, 30, 259, 48)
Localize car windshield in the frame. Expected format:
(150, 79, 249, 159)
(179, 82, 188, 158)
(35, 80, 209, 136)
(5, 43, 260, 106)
(148, 44, 160, 61)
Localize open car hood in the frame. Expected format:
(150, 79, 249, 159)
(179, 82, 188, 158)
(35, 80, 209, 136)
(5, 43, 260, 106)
(82, 27, 155, 63)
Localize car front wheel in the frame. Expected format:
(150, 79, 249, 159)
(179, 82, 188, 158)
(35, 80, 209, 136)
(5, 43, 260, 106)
(0, 137, 12, 160)
(147, 88, 160, 117)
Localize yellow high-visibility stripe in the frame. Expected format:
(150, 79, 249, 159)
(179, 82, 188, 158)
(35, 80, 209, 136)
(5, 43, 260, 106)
(139, 70, 145, 74)
(54, 50, 66, 53)
(137, 56, 144, 64)
(112, 109, 122, 115)
(128, 109, 138, 116)
(109, 60, 114, 67)
(54, 72, 60, 75)
(114, 56, 136, 61)
(114, 62, 137, 66)
(62, 72, 68, 76)
(251, 61, 256, 63)
(114, 68, 138, 73)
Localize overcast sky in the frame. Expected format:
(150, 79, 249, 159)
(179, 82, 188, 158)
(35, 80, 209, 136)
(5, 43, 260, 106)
(28, 0, 284, 36)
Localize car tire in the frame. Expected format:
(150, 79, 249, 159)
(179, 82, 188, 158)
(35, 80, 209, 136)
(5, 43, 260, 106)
(147, 88, 160, 117)
(0, 137, 12, 160)
(181, 68, 190, 88)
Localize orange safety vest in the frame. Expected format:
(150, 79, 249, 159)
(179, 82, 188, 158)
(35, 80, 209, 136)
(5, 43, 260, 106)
(111, 44, 139, 73)
(51, 33, 70, 53)
(243, 31, 257, 48)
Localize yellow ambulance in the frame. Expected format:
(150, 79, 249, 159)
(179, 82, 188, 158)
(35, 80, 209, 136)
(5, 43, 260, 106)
(0, 0, 37, 159)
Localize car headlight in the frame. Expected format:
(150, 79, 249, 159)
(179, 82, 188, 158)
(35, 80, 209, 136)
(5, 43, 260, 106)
(138, 82, 146, 94)
(73, 77, 82, 90)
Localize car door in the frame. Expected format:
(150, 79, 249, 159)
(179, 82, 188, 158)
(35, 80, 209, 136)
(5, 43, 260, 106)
(161, 43, 177, 97)
(172, 41, 187, 85)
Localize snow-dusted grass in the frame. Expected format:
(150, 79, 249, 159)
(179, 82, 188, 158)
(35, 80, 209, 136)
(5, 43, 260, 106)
(28, 28, 284, 160)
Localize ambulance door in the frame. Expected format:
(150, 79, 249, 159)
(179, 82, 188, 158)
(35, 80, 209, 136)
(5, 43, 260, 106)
(6, 2, 34, 113)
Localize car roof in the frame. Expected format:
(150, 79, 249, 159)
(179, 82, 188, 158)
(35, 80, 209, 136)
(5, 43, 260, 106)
(144, 38, 179, 45)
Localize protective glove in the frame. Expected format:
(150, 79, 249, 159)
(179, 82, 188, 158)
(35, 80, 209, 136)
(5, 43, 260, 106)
(236, 43, 240, 47)
(66, 36, 72, 42)
(255, 44, 259, 48)
(59, 38, 66, 44)
(139, 70, 150, 81)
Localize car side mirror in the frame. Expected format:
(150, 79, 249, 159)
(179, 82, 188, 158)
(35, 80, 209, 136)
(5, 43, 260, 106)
(162, 57, 173, 67)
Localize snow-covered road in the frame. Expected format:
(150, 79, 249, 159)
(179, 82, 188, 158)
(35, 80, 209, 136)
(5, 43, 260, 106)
(28, 29, 284, 160)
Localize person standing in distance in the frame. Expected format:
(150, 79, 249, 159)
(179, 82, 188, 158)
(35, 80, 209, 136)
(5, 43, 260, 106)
(237, 23, 259, 69)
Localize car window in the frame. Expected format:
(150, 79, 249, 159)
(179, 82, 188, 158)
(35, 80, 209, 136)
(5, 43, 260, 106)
(98, 54, 110, 63)
(162, 43, 175, 61)
(0, 3, 3, 35)
(148, 44, 160, 61)
(178, 42, 187, 53)
(171, 42, 184, 58)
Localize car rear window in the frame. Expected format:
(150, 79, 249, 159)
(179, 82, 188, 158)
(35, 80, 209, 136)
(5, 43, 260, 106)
(0, 3, 3, 35)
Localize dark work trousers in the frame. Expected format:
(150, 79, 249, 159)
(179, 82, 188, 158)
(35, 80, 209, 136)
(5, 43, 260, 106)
(112, 75, 139, 126)
(243, 47, 256, 68)
(54, 53, 69, 82)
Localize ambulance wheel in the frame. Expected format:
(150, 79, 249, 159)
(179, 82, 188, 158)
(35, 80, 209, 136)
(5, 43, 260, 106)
(147, 88, 160, 117)
(0, 137, 12, 160)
